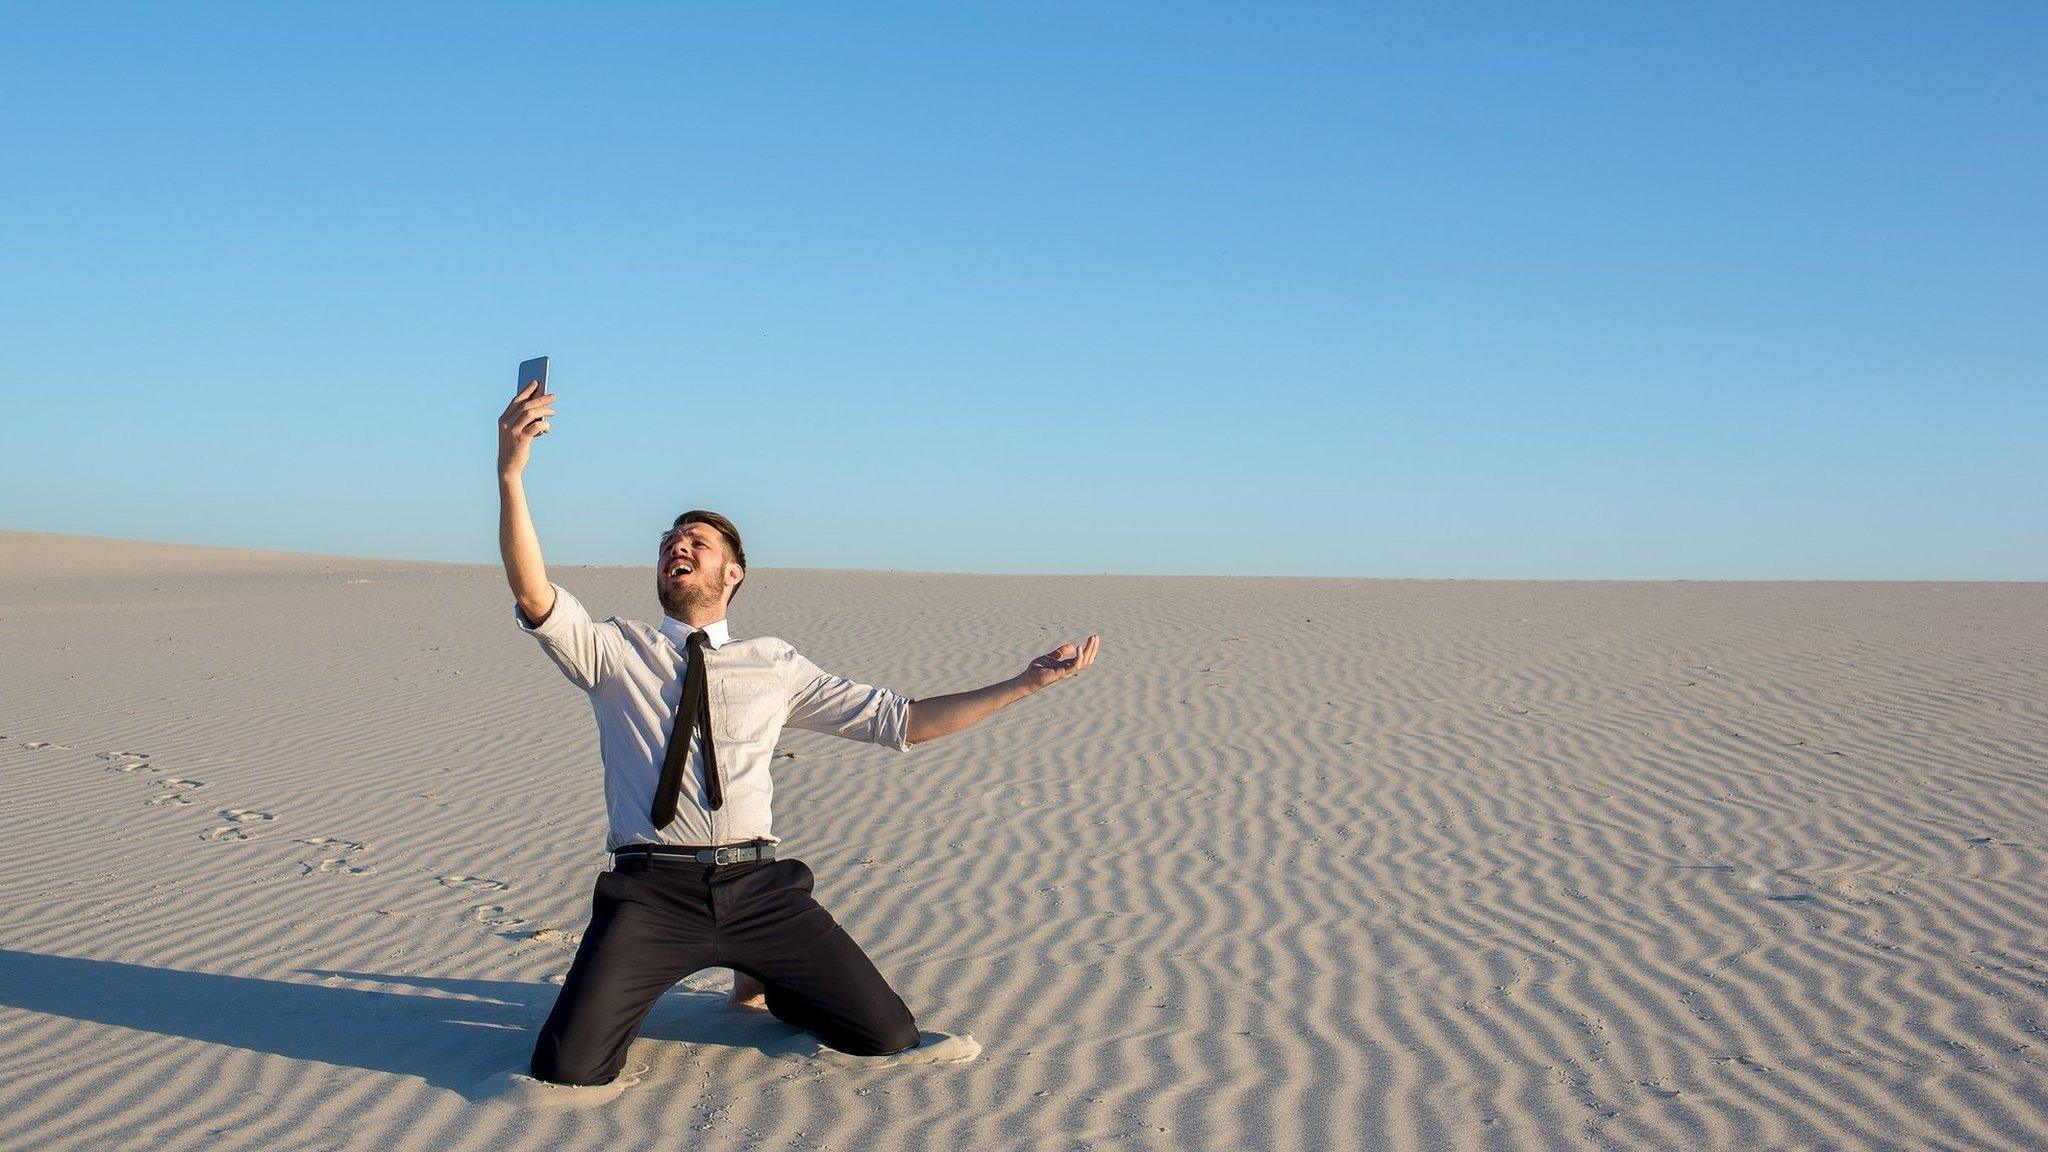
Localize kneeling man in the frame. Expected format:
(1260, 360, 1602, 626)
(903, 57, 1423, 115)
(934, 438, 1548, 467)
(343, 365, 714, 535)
(496, 381, 1099, 1084)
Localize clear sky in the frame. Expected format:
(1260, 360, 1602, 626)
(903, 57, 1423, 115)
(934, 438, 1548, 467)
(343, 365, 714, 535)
(5, 2, 2043, 578)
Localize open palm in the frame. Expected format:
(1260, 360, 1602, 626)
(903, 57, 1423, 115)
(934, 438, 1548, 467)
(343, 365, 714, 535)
(1021, 634, 1100, 692)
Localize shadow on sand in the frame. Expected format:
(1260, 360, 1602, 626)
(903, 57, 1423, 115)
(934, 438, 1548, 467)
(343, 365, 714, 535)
(0, 948, 812, 1098)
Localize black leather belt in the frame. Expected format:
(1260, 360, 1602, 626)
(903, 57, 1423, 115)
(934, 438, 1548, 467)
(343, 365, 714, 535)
(612, 841, 776, 867)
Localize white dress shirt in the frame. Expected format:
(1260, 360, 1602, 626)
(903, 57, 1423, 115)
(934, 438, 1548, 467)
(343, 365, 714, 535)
(516, 581, 912, 851)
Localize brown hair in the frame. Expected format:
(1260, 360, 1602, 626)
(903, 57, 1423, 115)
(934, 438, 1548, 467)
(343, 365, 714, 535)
(673, 510, 747, 603)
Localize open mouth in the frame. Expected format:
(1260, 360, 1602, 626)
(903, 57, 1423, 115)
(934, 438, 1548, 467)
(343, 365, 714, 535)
(666, 562, 695, 581)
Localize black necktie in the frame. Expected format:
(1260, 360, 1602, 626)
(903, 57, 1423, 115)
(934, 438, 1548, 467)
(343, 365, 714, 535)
(651, 629, 721, 828)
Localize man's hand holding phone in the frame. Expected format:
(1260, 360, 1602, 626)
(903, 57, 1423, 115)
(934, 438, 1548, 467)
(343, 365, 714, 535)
(497, 361, 557, 480)
(498, 359, 557, 622)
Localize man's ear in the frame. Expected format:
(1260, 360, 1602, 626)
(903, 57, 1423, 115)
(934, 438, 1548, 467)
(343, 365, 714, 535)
(726, 562, 744, 588)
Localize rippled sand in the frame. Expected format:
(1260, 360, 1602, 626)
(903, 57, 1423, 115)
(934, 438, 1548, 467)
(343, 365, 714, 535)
(2, 529, 2043, 1151)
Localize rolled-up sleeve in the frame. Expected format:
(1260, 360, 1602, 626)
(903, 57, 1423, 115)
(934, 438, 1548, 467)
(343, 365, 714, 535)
(782, 650, 913, 751)
(514, 582, 611, 691)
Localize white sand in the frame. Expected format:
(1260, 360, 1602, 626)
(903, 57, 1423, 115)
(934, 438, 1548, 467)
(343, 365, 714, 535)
(2, 528, 2044, 1151)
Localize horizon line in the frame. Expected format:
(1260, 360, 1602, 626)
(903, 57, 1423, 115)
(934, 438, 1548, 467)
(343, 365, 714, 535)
(3, 528, 2041, 585)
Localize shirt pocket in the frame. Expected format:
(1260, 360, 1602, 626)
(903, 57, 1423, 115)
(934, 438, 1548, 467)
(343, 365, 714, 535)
(715, 671, 784, 743)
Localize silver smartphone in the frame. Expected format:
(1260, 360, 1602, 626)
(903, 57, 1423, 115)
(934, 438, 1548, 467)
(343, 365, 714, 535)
(518, 356, 550, 395)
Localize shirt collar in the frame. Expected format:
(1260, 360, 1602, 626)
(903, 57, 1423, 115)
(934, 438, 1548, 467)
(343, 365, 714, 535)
(659, 615, 734, 651)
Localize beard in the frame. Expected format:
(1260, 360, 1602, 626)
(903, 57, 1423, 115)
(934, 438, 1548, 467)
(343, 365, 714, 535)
(656, 567, 724, 618)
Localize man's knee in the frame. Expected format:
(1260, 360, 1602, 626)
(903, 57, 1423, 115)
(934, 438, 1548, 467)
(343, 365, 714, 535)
(844, 1004, 921, 1057)
(529, 1039, 617, 1087)
(769, 983, 919, 1057)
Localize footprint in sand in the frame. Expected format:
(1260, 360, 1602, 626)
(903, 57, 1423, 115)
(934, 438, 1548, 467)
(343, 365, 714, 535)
(303, 857, 376, 876)
(528, 926, 582, 946)
(472, 905, 527, 928)
(98, 751, 157, 771)
(297, 836, 365, 851)
(23, 741, 72, 750)
(294, 837, 371, 876)
(438, 875, 511, 893)
(147, 778, 204, 807)
(203, 809, 276, 842)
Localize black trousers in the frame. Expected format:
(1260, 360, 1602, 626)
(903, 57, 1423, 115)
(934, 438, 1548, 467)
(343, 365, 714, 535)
(528, 854, 919, 1085)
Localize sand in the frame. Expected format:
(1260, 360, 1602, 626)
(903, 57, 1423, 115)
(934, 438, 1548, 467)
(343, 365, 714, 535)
(1, 528, 2043, 1151)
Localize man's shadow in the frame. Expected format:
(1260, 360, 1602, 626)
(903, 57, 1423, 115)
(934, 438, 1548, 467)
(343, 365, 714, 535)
(0, 948, 814, 1098)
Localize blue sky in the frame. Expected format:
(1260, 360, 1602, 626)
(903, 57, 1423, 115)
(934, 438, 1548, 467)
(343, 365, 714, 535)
(5, 2, 2043, 578)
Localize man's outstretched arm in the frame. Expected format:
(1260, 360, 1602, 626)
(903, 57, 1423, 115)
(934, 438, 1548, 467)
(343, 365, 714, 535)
(905, 634, 1101, 745)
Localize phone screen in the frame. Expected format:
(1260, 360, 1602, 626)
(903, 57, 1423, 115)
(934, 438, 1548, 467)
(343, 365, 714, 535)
(518, 356, 550, 395)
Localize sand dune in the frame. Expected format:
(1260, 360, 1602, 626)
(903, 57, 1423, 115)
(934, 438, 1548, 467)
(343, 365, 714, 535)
(2, 529, 2043, 1151)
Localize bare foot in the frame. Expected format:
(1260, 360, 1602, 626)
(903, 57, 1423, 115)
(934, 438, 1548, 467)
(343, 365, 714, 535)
(728, 971, 767, 1010)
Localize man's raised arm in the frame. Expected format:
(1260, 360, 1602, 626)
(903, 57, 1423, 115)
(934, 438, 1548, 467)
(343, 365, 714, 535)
(497, 379, 559, 625)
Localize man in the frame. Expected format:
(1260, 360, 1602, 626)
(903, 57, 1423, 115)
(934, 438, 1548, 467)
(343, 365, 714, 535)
(495, 379, 1099, 1085)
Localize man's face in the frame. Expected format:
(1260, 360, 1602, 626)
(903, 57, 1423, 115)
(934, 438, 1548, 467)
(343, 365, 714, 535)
(655, 522, 735, 618)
